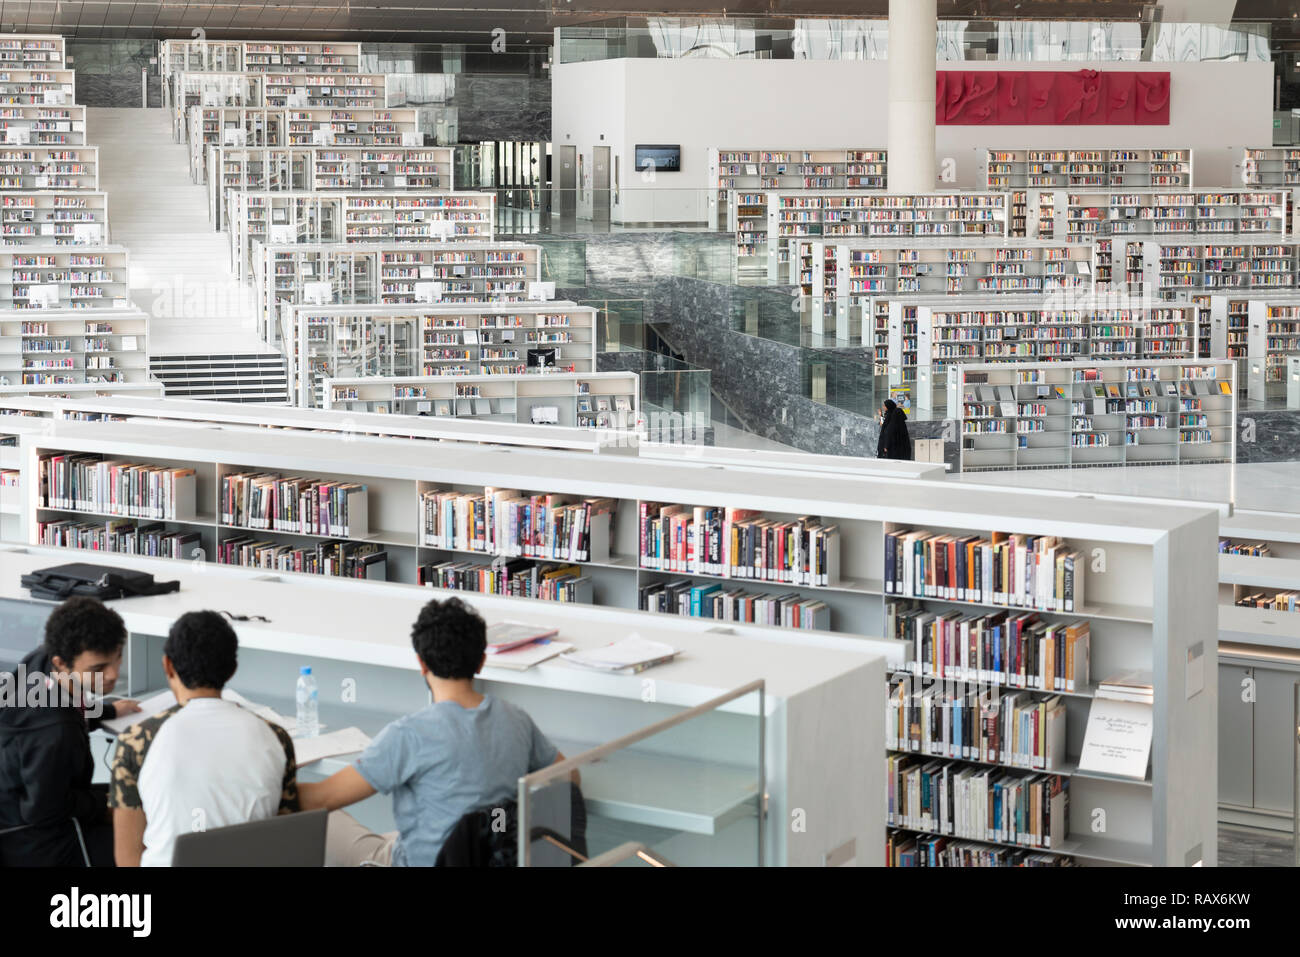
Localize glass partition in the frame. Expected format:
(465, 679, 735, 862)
(517, 680, 764, 867)
(556, 17, 1270, 64)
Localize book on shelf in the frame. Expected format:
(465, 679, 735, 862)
(888, 604, 1091, 691)
(218, 536, 386, 579)
(418, 557, 592, 603)
(638, 503, 839, 586)
(887, 674, 1068, 771)
(1096, 669, 1154, 704)
(419, 488, 614, 563)
(221, 472, 369, 538)
(639, 579, 830, 630)
(883, 530, 1085, 613)
(36, 454, 197, 520)
(886, 755, 1069, 849)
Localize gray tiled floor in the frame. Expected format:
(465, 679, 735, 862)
(1218, 824, 1295, 866)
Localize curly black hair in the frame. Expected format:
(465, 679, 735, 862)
(411, 596, 486, 680)
(44, 596, 126, 668)
(164, 610, 239, 691)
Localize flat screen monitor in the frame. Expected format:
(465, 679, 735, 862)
(635, 144, 681, 173)
(527, 348, 557, 370)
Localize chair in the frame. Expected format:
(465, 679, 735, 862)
(171, 809, 328, 867)
(0, 818, 92, 867)
(434, 782, 587, 867)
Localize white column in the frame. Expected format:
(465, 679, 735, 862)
(887, 0, 937, 192)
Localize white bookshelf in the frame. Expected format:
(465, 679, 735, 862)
(0, 304, 149, 388)
(1036, 189, 1289, 243)
(950, 358, 1236, 472)
(325, 371, 639, 430)
(16, 417, 1221, 865)
(1243, 295, 1300, 401)
(1241, 147, 1300, 189)
(0, 145, 97, 190)
(0, 102, 85, 146)
(253, 240, 545, 345)
(0, 190, 108, 245)
(187, 105, 422, 182)
(241, 41, 363, 73)
(206, 145, 456, 230)
(172, 70, 389, 141)
(796, 237, 1092, 344)
(284, 301, 596, 407)
(228, 189, 495, 279)
(1130, 240, 1300, 295)
(0, 244, 130, 309)
(0, 67, 75, 105)
(881, 294, 1199, 399)
(0, 36, 65, 70)
(707, 147, 888, 271)
(761, 191, 1009, 283)
(985, 148, 1193, 191)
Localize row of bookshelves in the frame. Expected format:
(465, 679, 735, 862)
(7, 416, 1219, 865)
(254, 242, 545, 345)
(985, 148, 1192, 192)
(950, 359, 1237, 472)
(227, 189, 495, 279)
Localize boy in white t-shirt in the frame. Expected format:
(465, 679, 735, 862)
(108, 610, 299, 867)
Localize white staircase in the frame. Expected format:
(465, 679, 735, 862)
(93, 107, 288, 401)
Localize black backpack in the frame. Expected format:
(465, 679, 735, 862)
(20, 563, 180, 602)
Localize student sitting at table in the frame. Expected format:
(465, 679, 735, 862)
(0, 596, 140, 867)
(108, 610, 300, 866)
(299, 596, 567, 866)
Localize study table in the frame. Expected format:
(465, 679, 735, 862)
(0, 543, 898, 866)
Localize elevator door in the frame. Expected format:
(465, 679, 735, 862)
(593, 145, 611, 228)
(557, 145, 576, 218)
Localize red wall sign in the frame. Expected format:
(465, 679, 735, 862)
(936, 70, 1171, 125)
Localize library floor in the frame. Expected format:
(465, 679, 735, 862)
(94, 107, 271, 356)
(1219, 825, 1294, 866)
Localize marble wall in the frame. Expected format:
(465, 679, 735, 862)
(451, 74, 550, 143)
(68, 40, 162, 108)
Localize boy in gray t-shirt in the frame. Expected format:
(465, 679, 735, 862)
(298, 597, 565, 866)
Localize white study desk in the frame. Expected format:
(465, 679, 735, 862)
(0, 543, 898, 866)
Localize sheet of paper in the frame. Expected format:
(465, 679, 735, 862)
(1077, 697, 1153, 781)
(99, 689, 177, 734)
(292, 727, 372, 767)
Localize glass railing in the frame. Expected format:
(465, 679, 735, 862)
(556, 18, 1270, 64)
(579, 295, 644, 353)
(517, 680, 764, 867)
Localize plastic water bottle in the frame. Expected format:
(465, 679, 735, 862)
(295, 666, 319, 738)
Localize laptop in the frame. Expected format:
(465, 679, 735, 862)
(171, 809, 328, 867)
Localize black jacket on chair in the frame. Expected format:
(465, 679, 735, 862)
(877, 409, 913, 460)
(0, 647, 106, 866)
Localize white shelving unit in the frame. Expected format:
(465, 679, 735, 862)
(325, 371, 639, 429)
(0, 35, 65, 70)
(187, 105, 422, 182)
(228, 189, 495, 279)
(14, 417, 1220, 865)
(206, 145, 456, 230)
(1243, 295, 1300, 401)
(1035, 188, 1289, 243)
(0, 190, 108, 244)
(0, 102, 85, 146)
(950, 358, 1236, 472)
(0, 67, 75, 105)
(795, 237, 1093, 344)
(707, 147, 888, 272)
(284, 300, 596, 407)
(880, 294, 1200, 402)
(0, 304, 149, 388)
(762, 191, 1009, 283)
(985, 148, 1193, 190)
(253, 240, 545, 345)
(1241, 147, 1300, 189)
(0, 145, 97, 190)
(0, 243, 130, 309)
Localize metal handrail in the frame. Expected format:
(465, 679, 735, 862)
(517, 678, 765, 867)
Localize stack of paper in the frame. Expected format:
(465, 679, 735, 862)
(561, 638, 678, 674)
(292, 727, 372, 767)
(486, 621, 560, 654)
